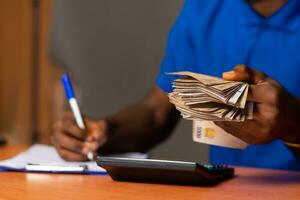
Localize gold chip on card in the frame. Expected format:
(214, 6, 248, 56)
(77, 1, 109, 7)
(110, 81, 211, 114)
(204, 128, 216, 139)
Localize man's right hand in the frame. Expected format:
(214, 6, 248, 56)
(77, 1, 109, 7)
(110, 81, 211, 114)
(52, 111, 108, 161)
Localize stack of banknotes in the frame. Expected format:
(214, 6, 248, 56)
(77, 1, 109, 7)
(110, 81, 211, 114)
(168, 71, 253, 122)
(168, 71, 252, 149)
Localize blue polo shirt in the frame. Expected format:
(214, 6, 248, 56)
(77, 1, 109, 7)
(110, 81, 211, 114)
(156, 0, 300, 170)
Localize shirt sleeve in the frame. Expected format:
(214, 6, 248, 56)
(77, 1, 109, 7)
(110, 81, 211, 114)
(156, 0, 196, 93)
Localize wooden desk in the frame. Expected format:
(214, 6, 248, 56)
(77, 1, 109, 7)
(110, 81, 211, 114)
(0, 146, 299, 200)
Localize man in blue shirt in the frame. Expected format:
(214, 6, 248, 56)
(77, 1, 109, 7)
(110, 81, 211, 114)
(52, 0, 300, 170)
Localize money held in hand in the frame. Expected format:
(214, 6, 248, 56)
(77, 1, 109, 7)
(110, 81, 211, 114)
(167, 71, 253, 149)
(168, 71, 253, 122)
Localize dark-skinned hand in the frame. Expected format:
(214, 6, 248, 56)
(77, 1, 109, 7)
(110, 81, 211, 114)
(215, 64, 300, 144)
(52, 111, 108, 161)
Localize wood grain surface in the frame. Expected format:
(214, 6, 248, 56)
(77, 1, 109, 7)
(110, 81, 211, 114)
(0, 146, 299, 200)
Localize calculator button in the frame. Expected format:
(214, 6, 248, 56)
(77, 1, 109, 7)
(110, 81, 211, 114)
(203, 164, 214, 169)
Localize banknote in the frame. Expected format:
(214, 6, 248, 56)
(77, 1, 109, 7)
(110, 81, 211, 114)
(167, 71, 253, 149)
(168, 71, 253, 121)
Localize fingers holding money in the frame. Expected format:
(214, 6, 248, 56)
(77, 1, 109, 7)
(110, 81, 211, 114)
(222, 65, 279, 103)
(222, 64, 267, 84)
(217, 65, 293, 144)
(168, 67, 289, 145)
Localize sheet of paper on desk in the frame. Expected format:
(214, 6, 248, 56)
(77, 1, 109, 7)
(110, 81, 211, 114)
(0, 144, 148, 173)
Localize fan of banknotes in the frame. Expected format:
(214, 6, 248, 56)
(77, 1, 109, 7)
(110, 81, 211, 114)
(168, 71, 253, 122)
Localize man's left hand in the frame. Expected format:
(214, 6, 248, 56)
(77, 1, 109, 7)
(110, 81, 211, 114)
(215, 64, 300, 144)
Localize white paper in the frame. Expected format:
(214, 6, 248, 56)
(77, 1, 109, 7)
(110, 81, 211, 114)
(0, 144, 148, 173)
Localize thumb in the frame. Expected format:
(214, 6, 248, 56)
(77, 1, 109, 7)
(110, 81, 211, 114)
(222, 64, 267, 84)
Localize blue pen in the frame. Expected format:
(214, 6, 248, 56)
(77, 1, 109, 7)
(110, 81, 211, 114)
(61, 74, 94, 160)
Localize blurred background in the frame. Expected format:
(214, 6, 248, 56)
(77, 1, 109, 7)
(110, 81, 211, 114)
(0, 0, 208, 162)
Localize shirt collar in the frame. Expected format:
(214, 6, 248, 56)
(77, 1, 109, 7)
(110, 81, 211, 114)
(237, 0, 300, 33)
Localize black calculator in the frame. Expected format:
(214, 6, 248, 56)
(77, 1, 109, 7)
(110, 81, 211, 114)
(97, 157, 234, 186)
